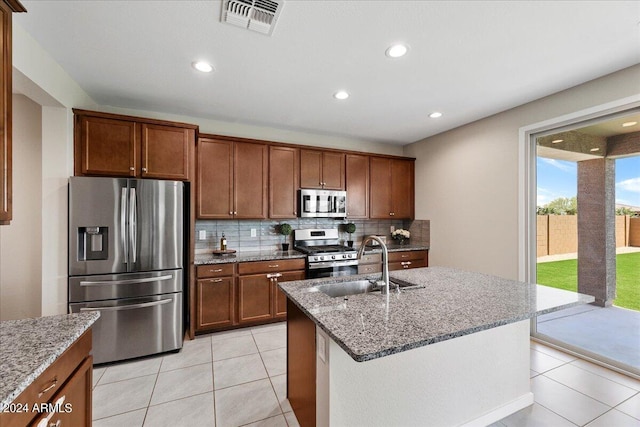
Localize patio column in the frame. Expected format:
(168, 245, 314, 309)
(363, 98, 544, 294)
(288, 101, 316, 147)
(577, 158, 616, 307)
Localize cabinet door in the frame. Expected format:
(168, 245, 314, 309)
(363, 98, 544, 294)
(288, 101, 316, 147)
(369, 157, 392, 219)
(197, 138, 234, 218)
(345, 154, 369, 218)
(77, 115, 138, 177)
(238, 274, 273, 323)
(273, 270, 305, 318)
(141, 124, 191, 180)
(269, 146, 299, 218)
(391, 159, 414, 219)
(31, 356, 93, 427)
(234, 142, 268, 219)
(197, 277, 235, 330)
(300, 149, 323, 189)
(321, 151, 345, 190)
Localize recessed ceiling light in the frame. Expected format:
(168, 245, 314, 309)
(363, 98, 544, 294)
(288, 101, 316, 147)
(192, 61, 213, 73)
(386, 44, 408, 58)
(622, 121, 638, 127)
(334, 91, 349, 100)
(429, 112, 442, 118)
(552, 139, 563, 143)
(590, 147, 600, 152)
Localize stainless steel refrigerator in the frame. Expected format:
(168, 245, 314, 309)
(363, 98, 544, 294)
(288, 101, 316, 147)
(68, 176, 184, 364)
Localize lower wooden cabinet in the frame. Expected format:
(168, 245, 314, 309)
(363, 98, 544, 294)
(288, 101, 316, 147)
(388, 250, 429, 271)
(0, 330, 92, 427)
(195, 259, 305, 332)
(237, 259, 305, 325)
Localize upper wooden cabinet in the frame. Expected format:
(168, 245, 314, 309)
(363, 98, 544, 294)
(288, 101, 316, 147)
(0, 0, 26, 225)
(300, 149, 345, 190)
(269, 145, 299, 218)
(73, 109, 195, 181)
(345, 154, 369, 219)
(197, 136, 268, 219)
(370, 157, 415, 219)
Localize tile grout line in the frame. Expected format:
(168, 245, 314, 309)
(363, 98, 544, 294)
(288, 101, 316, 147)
(540, 372, 620, 410)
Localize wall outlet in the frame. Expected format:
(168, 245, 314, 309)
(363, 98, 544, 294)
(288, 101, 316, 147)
(198, 230, 206, 240)
(251, 228, 257, 237)
(390, 226, 395, 233)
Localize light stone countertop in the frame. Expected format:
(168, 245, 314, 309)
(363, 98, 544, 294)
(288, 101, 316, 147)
(278, 266, 594, 362)
(0, 312, 100, 408)
(194, 243, 429, 265)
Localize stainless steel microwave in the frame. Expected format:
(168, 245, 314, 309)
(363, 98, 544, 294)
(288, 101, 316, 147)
(298, 189, 347, 218)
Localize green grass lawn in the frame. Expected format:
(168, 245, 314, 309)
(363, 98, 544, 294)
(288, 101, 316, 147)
(537, 252, 640, 311)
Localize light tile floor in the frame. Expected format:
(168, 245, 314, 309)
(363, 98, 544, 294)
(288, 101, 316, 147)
(92, 322, 640, 427)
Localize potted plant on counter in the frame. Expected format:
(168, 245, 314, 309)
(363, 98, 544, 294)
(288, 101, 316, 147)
(344, 222, 356, 247)
(279, 223, 292, 251)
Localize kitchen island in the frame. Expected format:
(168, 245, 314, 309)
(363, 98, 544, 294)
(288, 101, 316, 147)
(0, 312, 99, 427)
(279, 267, 594, 427)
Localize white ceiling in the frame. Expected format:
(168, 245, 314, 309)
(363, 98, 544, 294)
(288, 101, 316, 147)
(15, 1, 640, 145)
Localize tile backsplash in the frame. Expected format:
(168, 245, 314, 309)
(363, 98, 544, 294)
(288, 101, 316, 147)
(195, 218, 430, 253)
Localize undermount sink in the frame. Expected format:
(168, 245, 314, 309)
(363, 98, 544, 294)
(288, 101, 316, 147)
(314, 280, 379, 298)
(314, 279, 424, 298)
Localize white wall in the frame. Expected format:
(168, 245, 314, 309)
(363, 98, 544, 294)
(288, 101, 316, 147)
(0, 95, 42, 320)
(404, 64, 640, 280)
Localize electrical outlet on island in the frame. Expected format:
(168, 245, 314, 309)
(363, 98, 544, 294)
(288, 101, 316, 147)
(390, 226, 395, 233)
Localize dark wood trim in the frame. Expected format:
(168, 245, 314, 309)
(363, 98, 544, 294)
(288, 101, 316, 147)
(4, 0, 26, 13)
(72, 108, 198, 130)
(199, 132, 416, 161)
(287, 299, 316, 427)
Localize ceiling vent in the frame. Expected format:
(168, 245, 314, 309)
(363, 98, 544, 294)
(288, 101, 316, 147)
(222, 0, 283, 36)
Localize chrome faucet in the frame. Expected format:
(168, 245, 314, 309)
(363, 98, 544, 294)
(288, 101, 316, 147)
(357, 235, 390, 295)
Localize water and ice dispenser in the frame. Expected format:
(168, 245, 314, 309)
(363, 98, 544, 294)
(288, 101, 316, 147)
(77, 226, 108, 260)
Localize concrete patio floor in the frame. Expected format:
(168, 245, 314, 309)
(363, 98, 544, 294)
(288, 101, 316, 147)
(536, 303, 640, 374)
(535, 246, 640, 375)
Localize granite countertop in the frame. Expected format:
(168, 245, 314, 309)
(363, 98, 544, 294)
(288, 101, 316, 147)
(0, 312, 100, 408)
(278, 266, 594, 362)
(195, 250, 307, 265)
(194, 243, 429, 265)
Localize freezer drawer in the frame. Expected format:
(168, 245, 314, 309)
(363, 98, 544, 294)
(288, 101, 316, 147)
(69, 269, 182, 303)
(69, 293, 183, 364)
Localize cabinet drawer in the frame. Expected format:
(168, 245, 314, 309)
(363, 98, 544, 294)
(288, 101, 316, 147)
(389, 259, 428, 271)
(238, 259, 305, 275)
(358, 263, 382, 274)
(388, 250, 428, 263)
(197, 263, 235, 278)
(1, 330, 91, 427)
(358, 253, 381, 265)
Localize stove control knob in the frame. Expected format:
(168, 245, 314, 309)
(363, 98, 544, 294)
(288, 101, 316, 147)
(319, 256, 324, 261)
(331, 255, 336, 260)
(342, 254, 347, 259)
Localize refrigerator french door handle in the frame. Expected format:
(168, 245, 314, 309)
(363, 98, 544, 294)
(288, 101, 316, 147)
(79, 274, 173, 287)
(130, 187, 137, 263)
(121, 188, 128, 263)
(79, 298, 173, 312)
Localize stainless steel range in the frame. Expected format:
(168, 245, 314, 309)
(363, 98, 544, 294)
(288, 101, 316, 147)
(294, 229, 358, 278)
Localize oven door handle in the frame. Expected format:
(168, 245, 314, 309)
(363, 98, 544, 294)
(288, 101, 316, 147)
(307, 260, 359, 269)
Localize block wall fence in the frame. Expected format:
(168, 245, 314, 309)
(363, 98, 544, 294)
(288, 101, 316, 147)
(537, 215, 638, 257)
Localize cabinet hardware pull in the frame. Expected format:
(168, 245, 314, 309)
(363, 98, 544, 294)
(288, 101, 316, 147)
(36, 395, 65, 427)
(210, 268, 223, 273)
(401, 255, 409, 258)
(267, 273, 282, 279)
(229, 211, 233, 215)
(129, 167, 135, 171)
(38, 379, 58, 397)
(210, 279, 223, 283)
(142, 167, 147, 172)
(268, 264, 279, 268)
